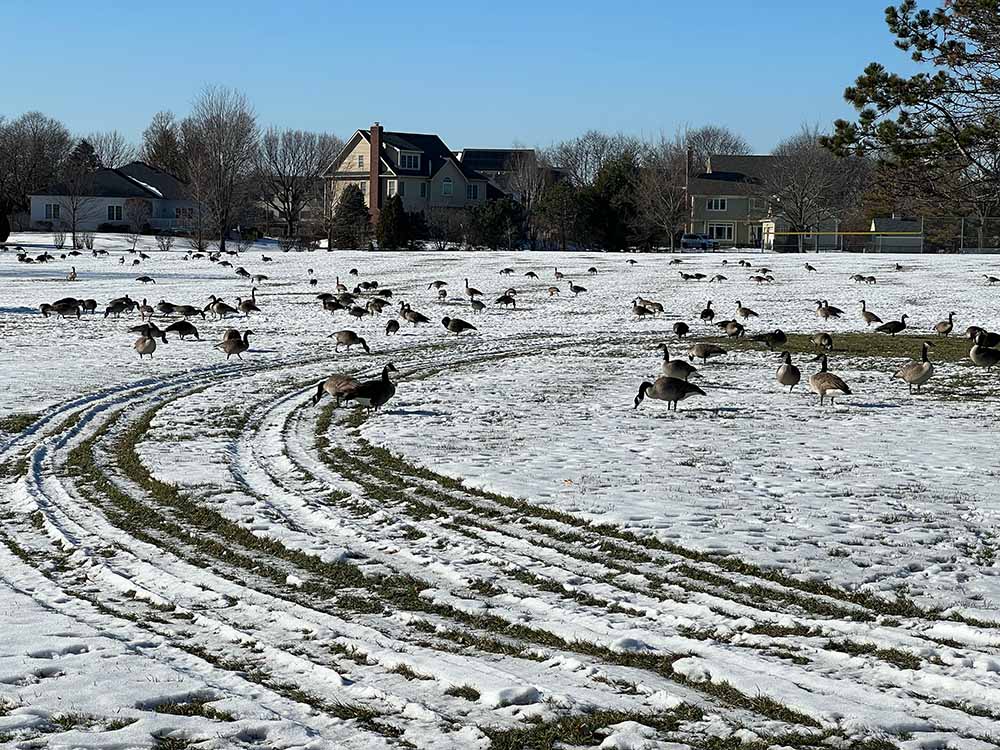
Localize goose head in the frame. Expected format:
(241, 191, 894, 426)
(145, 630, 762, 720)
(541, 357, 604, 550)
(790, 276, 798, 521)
(634, 381, 653, 409)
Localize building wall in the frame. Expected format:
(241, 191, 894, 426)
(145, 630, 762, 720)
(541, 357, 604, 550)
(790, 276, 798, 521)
(690, 195, 768, 247)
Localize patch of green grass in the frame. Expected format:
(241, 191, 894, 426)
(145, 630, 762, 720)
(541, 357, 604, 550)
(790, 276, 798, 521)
(826, 639, 922, 670)
(0, 412, 39, 433)
(703, 331, 971, 364)
(388, 663, 433, 681)
(444, 684, 480, 701)
(149, 696, 235, 722)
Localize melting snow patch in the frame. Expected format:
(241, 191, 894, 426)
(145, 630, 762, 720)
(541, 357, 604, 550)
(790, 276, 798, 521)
(598, 721, 690, 749)
(479, 685, 541, 708)
(285, 574, 304, 587)
(671, 657, 711, 683)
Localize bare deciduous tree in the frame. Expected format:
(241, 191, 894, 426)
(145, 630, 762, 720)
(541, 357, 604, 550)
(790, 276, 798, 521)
(683, 125, 752, 173)
(504, 149, 547, 248)
(759, 126, 870, 251)
(0, 112, 73, 233)
(88, 130, 138, 169)
(125, 198, 152, 250)
(544, 131, 641, 187)
(635, 135, 689, 251)
(255, 128, 341, 239)
(181, 86, 258, 251)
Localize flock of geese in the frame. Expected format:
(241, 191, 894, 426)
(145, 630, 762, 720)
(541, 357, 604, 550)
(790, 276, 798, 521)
(26, 244, 1000, 414)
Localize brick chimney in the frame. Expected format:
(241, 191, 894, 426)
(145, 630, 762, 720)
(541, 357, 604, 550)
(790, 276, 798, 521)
(369, 122, 383, 220)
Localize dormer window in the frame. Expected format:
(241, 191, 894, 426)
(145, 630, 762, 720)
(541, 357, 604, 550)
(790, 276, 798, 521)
(441, 177, 453, 196)
(400, 153, 420, 170)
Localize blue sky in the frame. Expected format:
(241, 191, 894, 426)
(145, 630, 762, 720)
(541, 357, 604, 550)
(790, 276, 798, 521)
(5, 0, 909, 153)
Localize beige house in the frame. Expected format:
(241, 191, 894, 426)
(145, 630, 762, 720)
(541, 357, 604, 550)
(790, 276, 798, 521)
(687, 155, 773, 248)
(323, 123, 491, 220)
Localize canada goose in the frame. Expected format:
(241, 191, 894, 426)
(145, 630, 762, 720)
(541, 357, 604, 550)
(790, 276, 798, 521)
(238, 288, 261, 316)
(156, 300, 176, 316)
(349, 268, 359, 276)
(934, 312, 956, 336)
(216, 330, 253, 359)
(776, 351, 801, 392)
(376, 288, 393, 298)
(131, 259, 141, 267)
(804, 263, 817, 272)
(309, 278, 318, 287)
(656, 344, 697, 381)
(758, 267, 772, 275)
(348, 306, 368, 321)
(312, 374, 362, 406)
(341, 363, 397, 413)
(669, 258, 683, 265)
(385, 319, 400, 335)
(136, 275, 156, 284)
(967, 326, 1000, 348)
(859, 300, 882, 326)
(632, 302, 653, 319)
(690, 273, 708, 281)
(547, 286, 560, 297)
(40, 301, 81, 319)
(700, 301, 715, 322)
(554, 267, 564, 280)
(864, 275, 877, 285)
(495, 293, 516, 309)
(709, 274, 727, 283)
(336, 277, 348, 293)
(103, 300, 129, 319)
(499, 267, 515, 276)
(442, 316, 477, 334)
(464, 279, 482, 299)
(984, 275, 1000, 285)
(735, 300, 758, 320)
(330, 330, 370, 353)
(568, 281, 587, 296)
(134, 335, 158, 358)
(53, 296, 80, 307)
(812, 332, 834, 351)
(816, 300, 843, 320)
(437, 289, 448, 302)
(809, 354, 851, 405)
(894, 263, 904, 271)
(724, 320, 745, 338)
(634, 297, 663, 315)
(895, 341, 934, 393)
(400, 304, 430, 326)
(673, 321, 690, 338)
(875, 314, 908, 336)
(687, 342, 727, 364)
(323, 298, 344, 314)
(368, 297, 390, 314)
(261, 255, 272, 262)
(970, 333, 1000, 370)
(207, 296, 237, 319)
(634, 376, 705, 411)
(751, 329, 787, 350)
(235, 266, 251, 278)
(67, 266, 77, 281)
(470, 298, 486, 313)
(749, 275, 769, 285)
(587, 266, 598, 275)
(625, 258, 637, 266)
(129, 322, 167, 341)
(252, 274, 268, 284)
(165, 320, 199, 340)
(81, 299, 97, 314)
(524, 271, 539, 279)
(850, 273, 865, 283)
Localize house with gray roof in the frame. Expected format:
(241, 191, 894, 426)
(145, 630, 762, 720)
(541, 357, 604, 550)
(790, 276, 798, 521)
(29, 162, 196, 232)
(323, 123, 492, 221)
(686, 155, 773, 248)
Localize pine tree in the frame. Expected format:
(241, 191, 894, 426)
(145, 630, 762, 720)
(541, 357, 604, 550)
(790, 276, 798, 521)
(375, 194, 409, 249)
(329, 184, 370, 249)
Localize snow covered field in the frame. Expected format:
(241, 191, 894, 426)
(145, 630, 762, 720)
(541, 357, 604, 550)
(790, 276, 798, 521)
(2, 232, 1000, 749)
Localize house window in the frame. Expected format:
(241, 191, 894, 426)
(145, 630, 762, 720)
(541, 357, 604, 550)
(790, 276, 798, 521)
(45, 203, 60, 220)
(707, 223, 734, 241)
(466, 183, 480, 200)
(358, 154, 365, 169)
(442, 177, 453, 197)
(398, 180, 405, 197)
(400, 153, 420, 170)
(419, 182, 427, 198)
(108, 205, 123, 221)
(387, 180, 397, 198)
(358, 181, 368, 195)
(706, 198, 727, 212)
(750, 197, 766, 210)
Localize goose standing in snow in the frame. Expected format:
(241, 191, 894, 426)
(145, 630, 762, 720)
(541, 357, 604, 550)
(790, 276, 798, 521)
(776, 351, 800, 392)
(859, 300, 882, 327)
(895, 341, 934, 393)
(341, 363, 398, 413)
(875, 314, 908, 336)
(330, 330, 371, 353)
(934, 311, 956, 337)
(216, 330, 252, 360)
(633, 377, 706, 411)
(809, 354, 851, 405)
(656, 344, 697, 381)
(134, 335, 158, 359)
(970, 333, 1000, 370)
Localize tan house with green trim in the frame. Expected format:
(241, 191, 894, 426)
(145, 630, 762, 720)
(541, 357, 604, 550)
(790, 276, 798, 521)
(323, 123, 491, 221)
(687, 155, 773, 248)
